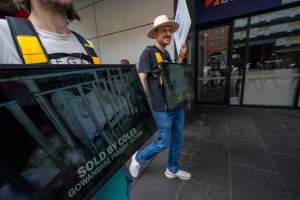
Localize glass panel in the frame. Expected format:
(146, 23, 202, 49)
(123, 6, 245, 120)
(234, 17, 248, 28)
(249, 20, 300, 39)
(230, 44, 246, 105)
(250, 6, 300, 25)
(230, 17, 248, 105)
(243, 7, 300, 106)
(0, 65, 156, 200)
(197, 26, 230, 103)
(233, 30, 247, 41)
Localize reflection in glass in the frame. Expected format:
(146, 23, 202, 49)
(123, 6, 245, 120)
(234, 31, 247, 41)
(249, 20, 300, 39)
(243, 7, 300, 106)
(0, 66, 155, 200)
(231, 18, 248, 105)
(234, 17, 248, 28)
(197, 26, 229, 103)
(230, 44, 246, 105)
(250, 6, 300, 25)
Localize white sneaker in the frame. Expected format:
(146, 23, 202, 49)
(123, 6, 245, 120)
(129, 152, 141, 178)
(165, 168, 191, 180)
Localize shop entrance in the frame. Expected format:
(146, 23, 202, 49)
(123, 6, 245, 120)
(197, 25, 230, 104)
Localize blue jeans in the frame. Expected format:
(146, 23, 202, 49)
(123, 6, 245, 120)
(136, 107, 184, 173)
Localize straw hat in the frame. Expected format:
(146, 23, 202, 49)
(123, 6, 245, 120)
(147, 15, 179, 39)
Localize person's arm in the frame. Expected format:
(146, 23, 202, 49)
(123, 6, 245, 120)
(177, 43, 188, 64)
(139, 72, 150, 97)
(137, 48, 152, 97)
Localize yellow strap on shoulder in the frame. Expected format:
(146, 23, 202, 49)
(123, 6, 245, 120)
(83, 42, 101, 64)
(155, 52, 163, 64)
(16, 35, 47, 64)
(154, 52, 163, 87)
(92, 56, 101, 64)
(84, 43, 93, 49)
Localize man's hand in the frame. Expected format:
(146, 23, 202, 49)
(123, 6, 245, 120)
(177, 43, 188, 64)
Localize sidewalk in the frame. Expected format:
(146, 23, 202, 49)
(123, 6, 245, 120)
(130, 106, 300, 200)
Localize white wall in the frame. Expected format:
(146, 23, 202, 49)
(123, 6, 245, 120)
(70, 0, 174, 64)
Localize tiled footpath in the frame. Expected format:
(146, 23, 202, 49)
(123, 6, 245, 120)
(130, 106, 300, 200)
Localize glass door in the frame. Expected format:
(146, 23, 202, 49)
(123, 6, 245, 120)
(197, 25, 230, 104)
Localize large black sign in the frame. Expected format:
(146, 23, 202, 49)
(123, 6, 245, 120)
(161, 63, 194, 111)
(0, 65, 156, 200)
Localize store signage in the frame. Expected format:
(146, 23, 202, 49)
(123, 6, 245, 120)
(0, 65, 156, 200)
(196, 0, 300, 24)
(205, 0, 235, 8)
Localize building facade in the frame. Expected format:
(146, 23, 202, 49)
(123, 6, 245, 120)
(72, 0, 300, 108)
(193, 0, 300, 108)
(71, 0, 175, 65)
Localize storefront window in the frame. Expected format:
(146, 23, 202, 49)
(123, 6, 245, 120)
(234, 17, 248, 29)
(198, 5, 300, 107)
(230, 18, 248, 105)
(242, 6, 300, 106)
(197, 26, 230, 103)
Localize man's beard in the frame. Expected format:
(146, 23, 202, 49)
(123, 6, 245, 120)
(42, 0, 73, 15)
(161, 36, 171, 45)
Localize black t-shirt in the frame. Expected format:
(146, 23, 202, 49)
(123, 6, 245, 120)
(138, 45, 171, 112)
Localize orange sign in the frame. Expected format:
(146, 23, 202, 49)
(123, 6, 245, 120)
(205, 0, 221, 8)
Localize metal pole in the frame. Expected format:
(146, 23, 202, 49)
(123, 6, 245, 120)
(5, 101, 66, 170)
(24, 80, 76, 149)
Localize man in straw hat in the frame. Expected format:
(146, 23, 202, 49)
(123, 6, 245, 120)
(130, 15, 191, 180)
(0, 1, 129, 199)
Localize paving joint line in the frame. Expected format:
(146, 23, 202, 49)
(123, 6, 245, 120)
(269, 110, 300, 146)
(251, 110, 293, 200)
(225, 111, 233, 200)
(189, 179, 230, 192)
(231, 162, 278, 174)
(269, 151, 300, 159)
